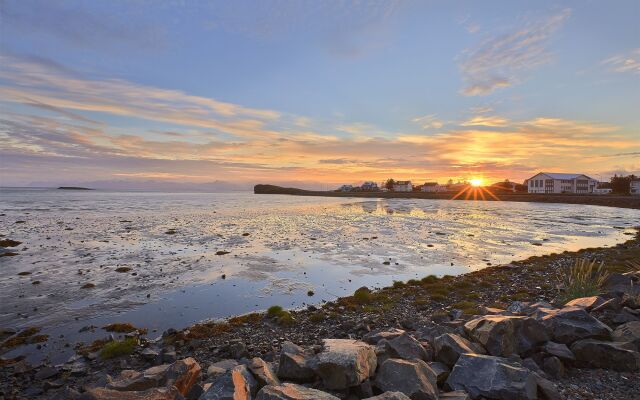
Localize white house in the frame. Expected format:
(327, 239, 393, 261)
(393, 181, 413, 192)
(527, 172, 598, 194)
(631, 180, 640, 196)
(421, 182, 446, 192)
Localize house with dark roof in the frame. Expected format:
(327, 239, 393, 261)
(527, 172, 597, 194)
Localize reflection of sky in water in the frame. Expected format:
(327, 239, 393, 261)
(1, 189, 639, 361)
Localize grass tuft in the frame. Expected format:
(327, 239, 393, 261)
(558, 258, 609, 304)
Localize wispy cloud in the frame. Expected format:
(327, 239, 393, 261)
(461, 115, 509, 127)
(602, 48, 640, 75)
(459, 9, 570, 96)
(411, 114, 444, 130)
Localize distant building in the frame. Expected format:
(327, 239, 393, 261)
(491, 181, 518, 193)
(338, 184, 353, 192)
(361, 181, 379, 191)
(393, 181, 413, 192)
(631, 180, 640, 196)
(421, 182, 446, 193)
(527, 172, 597, 194)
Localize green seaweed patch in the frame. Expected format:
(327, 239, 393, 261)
(115, 266, 132, 273)
(228, 313, 262, 326)
(100, 337, 138, 359)
(103, 323, 146, 334)
(1, 327, 48, 349)
(186, 322, 231, 339)
(81, 283, 95, 289)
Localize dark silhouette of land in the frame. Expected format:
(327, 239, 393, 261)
(254, 184, 640, 210)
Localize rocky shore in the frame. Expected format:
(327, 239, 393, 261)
(1, 231, 640, 399)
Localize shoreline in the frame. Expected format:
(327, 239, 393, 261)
(254, 184, 640, 210)
(3, 228, 639, 398)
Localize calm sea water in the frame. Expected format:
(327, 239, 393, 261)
(1, 188, 639, 361)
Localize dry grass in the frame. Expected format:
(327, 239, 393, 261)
(558, 258, 609, 304)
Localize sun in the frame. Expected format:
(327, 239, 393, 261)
(470, 178, 483, 187)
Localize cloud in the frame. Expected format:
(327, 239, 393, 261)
(461, 116, 509, 127)
(459, 9, 570, 96)
(411, 114, 444, 130)
(602, 48, 640, 75)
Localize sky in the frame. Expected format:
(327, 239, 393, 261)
(1, 0, 639, 189)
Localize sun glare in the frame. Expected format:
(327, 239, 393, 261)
(470, 178, 483, 187)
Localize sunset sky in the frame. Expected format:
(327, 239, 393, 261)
(1, 0, 639, 189)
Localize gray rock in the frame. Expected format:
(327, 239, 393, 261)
(255, 383, 340, 399)
(277, 342, 315, 382)
(384, 333, 429, 361)
(564, 296, 606, 311)
(445, 354, 537, 400)
(434, 333, 484, 367)
(315, 339, 377, 390)
(612, 321, 640, 351)
(107, 365, 169, 392)
(375, 358, 438, 400)
(35, 366, 59, 380)
(247, 357, 280, 388)
(427, 361, 450, 385)
(416, 323, 455, 345)
(570, 339, 640, 371)
(533, 306, 612, 344)
(604, 271, 640, 297)
(363, 329, 406, 345)
(541, 341, 575, 361)
(464, 316, 548, 357)
(364, 392, 412, 400)
(200, 365, 256, 400)
(542, 356, 565, 379)
(535, 376, 561, 400)
(612, 307, 640, 324)
(228, 341, 249, 359)
(207, 359, 240, 379)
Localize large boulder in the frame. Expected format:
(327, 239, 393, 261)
(612, 321, 640, 351)
(207, 360, 239, 379)
(416, 323, 455, 345)
(363, 329, 406, 345)
(106, 358, 200, 396)
(533, 306, 612, 344)
(247, 357, 280, 388)
(315, 339, 377, 390)
(383, 333, 430, 361)
(277, 342, 315, 382)
(570, 339, 640, 372)
(464, 316, 547, 356)
(445, 354, 537, 400)
(604, 271, 640, 297)
(199, 365, 257, 400)
(433, 333, 484, 367)
(164, 357, 201, 396)
(374, 358, 438, 400)
(255, 383, 339, 400)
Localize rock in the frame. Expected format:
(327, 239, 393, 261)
(84, 387, 181, 400)
(163, 351, 177, 363)
(464, 316, 548, 357)
(364, 392, 412, 400)
(207, 359, 239, 379)
(141, 348, 161, 362)
(165, 357, 201, 396)
(228, 341, 249, 359)
(107, 365, 169, 392)
(277, 342, 315, 382)
(383, 333, 429, 361)
(186, 383, 204, 400)
(200, 365, 257, 400)
(570, 339, 640, 371)
(363, 329, 406, 345)
(255, 383, 340, 399)
(612, 307, 640, 324)
(416, 323, 455, 345)
(480, 306, 505, 315)
(434, 333, 484, 367)
(612, 321, 640, 350)
(542, 356, 565, 379)
(315, 339, 377, 390)
(522, 358, 546, 377)
(506, 301, 528, 314)
(375, 358, 438, 400)
(535, 376, 561, 400)
(541, 341, 575, 361)
(604, 271, 640, 297)
(427, 361, 449, 385)
(533, 306, 612, 344)
(440, 391, 470, 400)
(564, 296, 606, 311)
(35, 366, 59, 380)
(445, 354, 537, 400)
(591, 298, 621, 313)
(247, 357, 279, 388)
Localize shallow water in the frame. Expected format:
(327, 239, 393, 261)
(1, 188, 639, 362)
